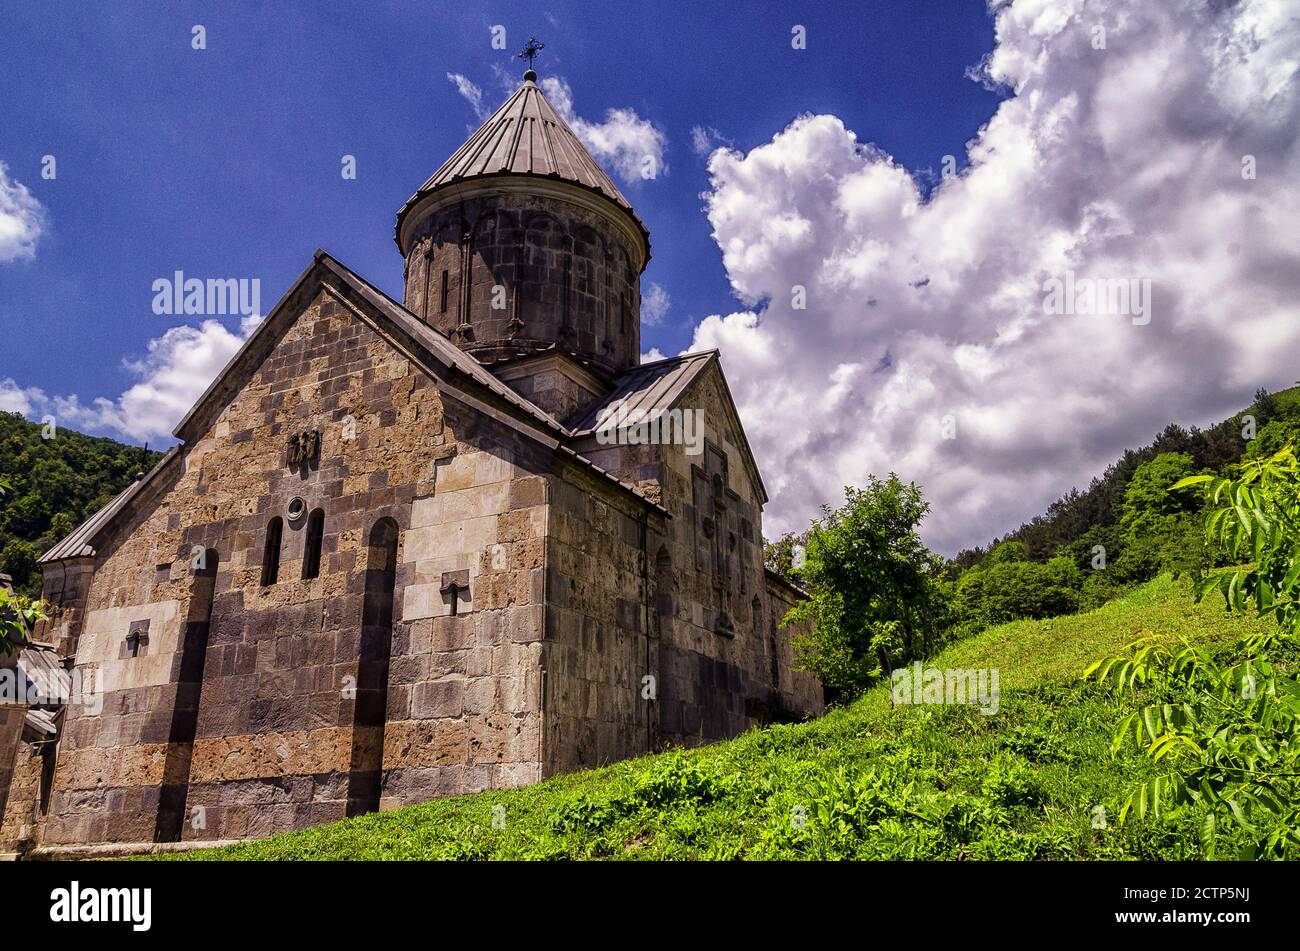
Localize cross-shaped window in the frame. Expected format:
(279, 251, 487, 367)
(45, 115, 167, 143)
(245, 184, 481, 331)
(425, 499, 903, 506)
(441, 570, 470, 617)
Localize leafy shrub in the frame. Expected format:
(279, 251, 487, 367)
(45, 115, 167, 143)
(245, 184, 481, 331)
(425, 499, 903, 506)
(545, 753, 725, 838)
(1000, 724, 1078, 764)
(1244, 417, 1300, 461)
(954, 552, 1083, 629)
(787, 476, 954, 700)
(0, 479, 46, 654)
(807, 767, 905, 844)
(979, 754, 1043, 808)
(1112, 452, 1205, 582)
(546, 794, 630, 835)
(631, 753, 724, 809)
(1090, 446, 1300, 858)
(1078, 570, 1130, 612)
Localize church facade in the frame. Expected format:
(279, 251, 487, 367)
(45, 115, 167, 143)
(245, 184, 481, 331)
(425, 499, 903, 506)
(0, 70, 821, 855)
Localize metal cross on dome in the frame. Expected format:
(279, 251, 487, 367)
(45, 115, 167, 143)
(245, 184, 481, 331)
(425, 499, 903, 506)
(518, 37, 544, 71)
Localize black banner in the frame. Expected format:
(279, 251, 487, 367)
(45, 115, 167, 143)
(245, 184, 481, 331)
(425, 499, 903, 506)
(6, 859, 1271, 940)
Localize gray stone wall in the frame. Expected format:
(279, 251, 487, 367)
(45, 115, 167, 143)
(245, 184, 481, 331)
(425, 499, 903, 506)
(379, 420, 549, 807)
(575, 361, 824, 749)
(494, 354, 609, 427)
(540, 466, 660, 775)
(402, 193, 641, 377)
(35, 286, 553, 847)
(32, 557, 95, 658)
(0, 739, 46, 855)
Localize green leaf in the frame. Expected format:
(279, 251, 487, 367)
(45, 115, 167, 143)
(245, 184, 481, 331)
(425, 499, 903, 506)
(1200, 812, 1216, 859)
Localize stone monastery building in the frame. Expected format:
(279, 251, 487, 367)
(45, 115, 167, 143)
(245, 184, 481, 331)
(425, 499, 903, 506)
(0, 68, 822, 855)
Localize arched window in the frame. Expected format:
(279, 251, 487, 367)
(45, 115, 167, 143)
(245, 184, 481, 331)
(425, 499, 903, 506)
(261, 518, 282, 586)
(302, 508, 325, 580)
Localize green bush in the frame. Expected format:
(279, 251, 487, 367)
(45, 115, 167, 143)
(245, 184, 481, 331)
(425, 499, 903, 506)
(953, 552, 1083, 629)
(1244, 417, 1300, 461)
(787, 476, 953, 700)
(1113, 452, 1205, 582)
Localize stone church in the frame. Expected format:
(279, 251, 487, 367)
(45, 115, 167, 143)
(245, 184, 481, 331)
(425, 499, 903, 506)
(0, 68, 822, 856)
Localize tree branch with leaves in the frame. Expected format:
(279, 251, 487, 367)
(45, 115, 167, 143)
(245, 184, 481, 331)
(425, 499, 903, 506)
(1087, 446, 1300, 858)
(0, 478, 46, 655)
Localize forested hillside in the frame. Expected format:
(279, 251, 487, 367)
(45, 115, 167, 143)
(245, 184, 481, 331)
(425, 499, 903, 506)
(0, 412, 162, 596)
(954, 385, 1300, 570)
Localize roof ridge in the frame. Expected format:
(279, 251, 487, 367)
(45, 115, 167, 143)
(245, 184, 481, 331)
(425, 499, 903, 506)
(634, 348, 719, 370)
(395, 76, 649, 258)
(41, 252, 668, 564)
(40, 447, 181, 563)
(567, 350, 717, 437)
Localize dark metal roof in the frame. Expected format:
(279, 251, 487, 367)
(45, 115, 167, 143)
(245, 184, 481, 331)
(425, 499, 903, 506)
(38, 483, 130, 561)
(765, 566, 811, 601)
(317, 254, 571, 437)
(569, 351, 717, 437)
(395, 77, 649, 253)
(569, 348, 770, 505)
(17, 644, 70, 707)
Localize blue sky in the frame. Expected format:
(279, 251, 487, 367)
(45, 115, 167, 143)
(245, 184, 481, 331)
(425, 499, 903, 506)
(4, 1, 1296, 553)
(0, 0, 1001, 412)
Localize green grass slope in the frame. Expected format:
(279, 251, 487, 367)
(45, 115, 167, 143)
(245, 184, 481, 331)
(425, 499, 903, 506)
(162, 575, 1272, 861)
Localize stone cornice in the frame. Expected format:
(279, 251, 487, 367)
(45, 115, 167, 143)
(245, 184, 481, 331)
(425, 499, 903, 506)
(396, 176, 650, 273)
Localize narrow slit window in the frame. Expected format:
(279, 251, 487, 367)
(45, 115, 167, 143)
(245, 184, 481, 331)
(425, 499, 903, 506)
(302, 508, 325, 580)
(440, 269, 450, 313)
(261, 517, 283, 586)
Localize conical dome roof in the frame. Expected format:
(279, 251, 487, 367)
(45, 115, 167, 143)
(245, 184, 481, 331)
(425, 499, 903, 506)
(395, 74, 649, 257)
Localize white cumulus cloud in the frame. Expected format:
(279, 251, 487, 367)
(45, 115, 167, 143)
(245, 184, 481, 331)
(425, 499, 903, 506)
(2, 317, 258, 444)
(642, 282, 671, 326)
(540, 76, 668, 182)
(0, 161, 46, 262)
(686, 0, 1300, 554)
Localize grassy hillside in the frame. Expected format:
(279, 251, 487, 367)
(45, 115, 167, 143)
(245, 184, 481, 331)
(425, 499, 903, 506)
(162, 574, 1282, 861)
